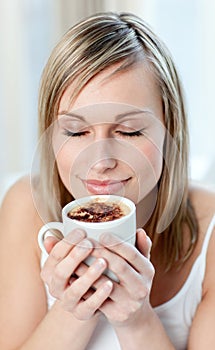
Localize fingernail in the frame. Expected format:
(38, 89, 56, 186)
(136, 228, 146, 234)
(79, 239, 93, 249)
(103, 280, 113, 291)
(65, 229, 86, 243)
(94, 258, 106, 270)
(100, 233, 112, 244)
(137, 228, 147, 238)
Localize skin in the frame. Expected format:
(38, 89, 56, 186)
(44, 62, 161, 324)
(53, 63, 165, 227)
(0, 62, 215, 350)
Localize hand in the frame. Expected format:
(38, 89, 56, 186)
(83, 228, 154, 327)
(40, 229, 113, 320)
(136, 228, 152, 259)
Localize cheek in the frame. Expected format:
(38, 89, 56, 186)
(134, 141, 163, 201)
(144, 143, 163, 179)
(53, 136, 80, 186)
(54, 146, 74, 188)
(137, 138, 164, 179)
(53, 140, 91, 189)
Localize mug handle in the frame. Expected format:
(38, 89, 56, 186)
(38, 222, 64, 255)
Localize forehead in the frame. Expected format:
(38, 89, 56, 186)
(58, 62, 163, 122)
(58, 103, 156, 126)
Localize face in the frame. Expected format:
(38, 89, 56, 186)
(52, 62, 165, 225)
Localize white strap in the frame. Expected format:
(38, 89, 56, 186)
(201, 214, 215, 256)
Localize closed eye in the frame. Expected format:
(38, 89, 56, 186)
(62, 129, 145, 138)
(116, 129, 144, 137)
(63, 129, 89, 137)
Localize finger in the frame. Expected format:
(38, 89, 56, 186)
(41, 229, 86, 284)
(49, 239, 93, 298)
(93, 235, 154, 297)
(62, 258, 109, 312)
(75, 262, 112, 290)
(74, 262, 132, 305)
(98, 233, 149, 273)
(136, 228, 152, 259)
(44, 228, 86, 266)
(74, 280, 113, 320)
(44, 236, 60, 254)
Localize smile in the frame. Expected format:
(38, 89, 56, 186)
(81, 178, 131, 195)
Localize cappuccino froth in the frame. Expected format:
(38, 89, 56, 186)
(67, 198, 130, 223)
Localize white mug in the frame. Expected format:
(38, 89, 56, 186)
(38, 195, 136, 281)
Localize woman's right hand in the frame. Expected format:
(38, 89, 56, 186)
(40, 228, 113, 320)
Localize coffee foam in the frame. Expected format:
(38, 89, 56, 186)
(67, 198, 130, 223)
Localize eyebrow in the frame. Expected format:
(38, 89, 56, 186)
(58, 109, 151, 122)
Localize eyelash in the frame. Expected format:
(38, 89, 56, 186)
(63, 130, 88, 137)
(63, 129, 144, 138)
(64, 129, 87, 137)
(116, 130, 143, 137)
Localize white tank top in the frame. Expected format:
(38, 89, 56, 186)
(40, 214, 215, 350)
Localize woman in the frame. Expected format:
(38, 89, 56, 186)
(0, 12, 214, 350)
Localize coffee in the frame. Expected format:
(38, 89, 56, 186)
(38, 195, 136, 282)
(67, 198, 130, 223)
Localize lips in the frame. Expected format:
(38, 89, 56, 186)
(82, 178, 131, 195)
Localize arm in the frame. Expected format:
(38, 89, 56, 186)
(188, 224, 215, 349)
(113, 306, 175, 350)
(83, 230, 175, 349)
(111, 190, 215, 350)
(0, 178, 107, 350)
(20, 301, 99, 350)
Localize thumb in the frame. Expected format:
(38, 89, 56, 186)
(44, 236, 60, 254)
(136, 228, 152, 259)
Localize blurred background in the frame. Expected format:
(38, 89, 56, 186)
(0, 0, 214, 202)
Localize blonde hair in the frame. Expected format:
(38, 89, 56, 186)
(37, 12, 198, 270)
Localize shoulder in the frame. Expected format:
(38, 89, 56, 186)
(1, 175, 33, 208)
(0, 176, 48, 346)
(188, 182, 215, 255)
(1, 175, 43, 217)
(189, 183, 215, 294)
(0, 175, 43, 256)
(189, 182, 215, 226)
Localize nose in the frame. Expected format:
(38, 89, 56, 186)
(90, 139, 117, 173)
(92, 157, 117, 173)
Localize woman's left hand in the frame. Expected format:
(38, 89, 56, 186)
(75, 228, 155, 327)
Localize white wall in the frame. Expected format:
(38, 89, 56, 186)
(0, 0, 59, 199)
(145, 0, 215, 184)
